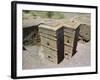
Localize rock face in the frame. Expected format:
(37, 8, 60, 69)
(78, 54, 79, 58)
(23, 26, 40, 46)
(79, 24, 90, 42)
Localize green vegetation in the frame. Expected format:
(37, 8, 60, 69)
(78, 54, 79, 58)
(23, 10, 65, 19)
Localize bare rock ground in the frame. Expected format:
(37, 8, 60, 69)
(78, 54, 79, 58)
(22, 41, 90, 69)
